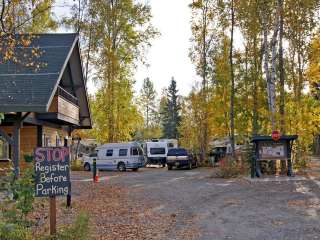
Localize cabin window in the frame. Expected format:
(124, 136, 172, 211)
(150, 148, 165, 155)
(0, 137, 9, 160)
(43, 134, 51, 147)
(119, 149, 128, 156)
(56, 135, 61, 147)
(131, 147, 143, 156)
(106, 149, 113, 157)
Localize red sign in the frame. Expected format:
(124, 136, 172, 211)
(271, 130, 281, 141)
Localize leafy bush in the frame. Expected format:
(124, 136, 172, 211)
(41, 213, 90, 240)
(215, 155, 249, 178)
(9, 168, 35, 219)
(293, 147, 310, 170)
(1, 168, 34, 223)
(0, 221, 32, 240)
(71, 160, 84, 171)
(0, 168, 90, 240)
(0, 168, 34, 240)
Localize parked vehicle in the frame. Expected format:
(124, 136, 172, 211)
(166, 148, 198, 170)
(83, 142, 144, 172)
(144, 141, 168, 167)
(158, 139, 178, 149)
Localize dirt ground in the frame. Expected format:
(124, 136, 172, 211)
(32, 166, 320, 240)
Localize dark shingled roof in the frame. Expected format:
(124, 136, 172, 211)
(0, 33, 78, 112)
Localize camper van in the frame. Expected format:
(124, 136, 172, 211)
(83, 142, 145, 172)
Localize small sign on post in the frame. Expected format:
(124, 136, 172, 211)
(34, 147, 71, 235)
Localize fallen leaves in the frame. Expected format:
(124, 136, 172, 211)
(30, 180, 200, 240)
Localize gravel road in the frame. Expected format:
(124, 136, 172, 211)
(72, 167, 320, 240)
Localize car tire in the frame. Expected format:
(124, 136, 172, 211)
(168, 165, 172, 170)
(132, 168, 138, 172)
(84, 163, 91, 171)
(118, 162, 126, 172)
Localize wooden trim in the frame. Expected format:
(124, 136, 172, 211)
(0, 128, 14, 145)
(37, 126, 43, 147)
(46, 35, 79, 112)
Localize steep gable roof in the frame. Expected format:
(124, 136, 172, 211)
(0, 33, 78, 112)
(0, 33, 92, 128)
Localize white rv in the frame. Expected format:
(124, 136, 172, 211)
(144, 141, 167, 167)
(144, 139, 178, 166)
(83, 142, 144, 172)
(159, 139, 178, 149)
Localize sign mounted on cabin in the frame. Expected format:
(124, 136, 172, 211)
(34, 147, 71, 197)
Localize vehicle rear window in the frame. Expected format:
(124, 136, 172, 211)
(89, 153, 97, 157)
(167, 148, 188, 156)
(119, 149, 128, 156)
(150, 148, 166, 155)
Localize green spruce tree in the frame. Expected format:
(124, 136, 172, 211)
(162, 77, 181, 139)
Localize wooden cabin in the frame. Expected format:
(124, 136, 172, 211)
(0, 33, 92, 174)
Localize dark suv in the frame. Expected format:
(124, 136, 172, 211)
(166, 148, 198, 170)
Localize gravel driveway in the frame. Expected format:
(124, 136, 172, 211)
(71, 167, 320, 240)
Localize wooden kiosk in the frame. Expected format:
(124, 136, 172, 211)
(251, 135, 298, 178)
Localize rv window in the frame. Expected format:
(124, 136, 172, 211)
(167, 143, 174, 148)
(119, 149, 128, 156)
(131, 147, 143, 156)
(106, 149, 113, 157)
(150, 148, 165, 155)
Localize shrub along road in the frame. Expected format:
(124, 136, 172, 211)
(34, 168, 320, 239)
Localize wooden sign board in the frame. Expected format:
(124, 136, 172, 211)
(257, 141, 287, 161)
(34, 147, 71, 197)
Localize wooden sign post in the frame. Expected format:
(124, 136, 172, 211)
(34, 147, 71, 235)
(50, 196, 56, 235)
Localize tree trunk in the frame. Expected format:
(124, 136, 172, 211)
(229, 0, 235, 158)
(252, 36, 259, 135)
(279, 0, 285, 134)
(263, 0, 280, 132)
(200, 3, 208, 163)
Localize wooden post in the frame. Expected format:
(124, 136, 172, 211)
(13, 117, 21, 179)
(66, 130, 72, 208)
(50, 196, 57, 235)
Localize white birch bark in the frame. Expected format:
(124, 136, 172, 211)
(270, 3, 280, 131)
(262, 9, 272, 125)
(263, 1, 281, 131)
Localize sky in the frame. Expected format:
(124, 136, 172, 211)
(82, 0, 198, 96)
(132, 0, 198, 97)
(55, 0, 245, 97)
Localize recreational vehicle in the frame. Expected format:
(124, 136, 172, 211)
(144, 139, 178, 166)
(83, 142, 144, 172)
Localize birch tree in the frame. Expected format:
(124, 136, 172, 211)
(229, 0, 235, 156)
(262, 0, 280, 131)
